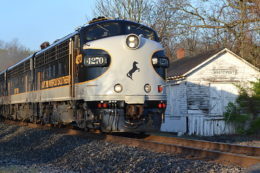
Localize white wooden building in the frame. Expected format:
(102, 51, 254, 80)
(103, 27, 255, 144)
(161, 48, 260, 136)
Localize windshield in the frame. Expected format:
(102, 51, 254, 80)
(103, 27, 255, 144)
(125, 24, 157, 41)
(81, 21, 159, 43)
(84, 22, 121, 42)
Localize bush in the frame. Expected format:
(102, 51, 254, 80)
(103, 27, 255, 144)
(224, 79, 260, 134)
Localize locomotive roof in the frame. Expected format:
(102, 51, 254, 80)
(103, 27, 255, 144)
(7, 54, 34, 72)
(0, 70, 6, 75)
(5, 31, 78, 72)
(34, 19, 147, 57)
(1, 19, 155, 74)
(35, 31, 78, 56)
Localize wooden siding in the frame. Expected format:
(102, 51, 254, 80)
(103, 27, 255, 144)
(188, 115, 235, 136)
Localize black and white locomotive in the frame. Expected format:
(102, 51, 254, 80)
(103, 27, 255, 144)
(0, 17, 169, 132)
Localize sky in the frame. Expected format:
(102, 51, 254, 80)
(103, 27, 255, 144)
(0, 0, 96, 50)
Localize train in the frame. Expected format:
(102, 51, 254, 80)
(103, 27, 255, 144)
(0, 17, 169, 132)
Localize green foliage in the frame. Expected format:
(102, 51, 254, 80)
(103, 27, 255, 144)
(224, 79, 260, 134)
(247, 117, 260, 134)
(224, 103, 249, 134)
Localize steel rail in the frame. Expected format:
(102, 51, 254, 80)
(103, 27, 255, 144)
(144, 135, 260, 157)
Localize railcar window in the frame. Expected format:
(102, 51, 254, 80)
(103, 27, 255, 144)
(125, 24, 157, 41)
(85, 23, 121, 41)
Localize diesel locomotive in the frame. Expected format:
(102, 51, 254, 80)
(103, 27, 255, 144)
(0, 17, 169, 132)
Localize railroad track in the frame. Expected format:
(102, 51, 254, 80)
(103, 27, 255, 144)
(106, 135, 260, 168)
(2, 120, 260, 168)
(144, 135, 260, 156)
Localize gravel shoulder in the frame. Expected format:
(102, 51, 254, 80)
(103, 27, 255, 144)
(0, 123, 246, 173)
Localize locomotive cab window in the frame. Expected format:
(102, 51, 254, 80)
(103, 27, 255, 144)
(125, 24, 158, 41)
(81, 21, 159, 43)
(84, 22, 121, 42)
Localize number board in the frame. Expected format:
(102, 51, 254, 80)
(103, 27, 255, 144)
(84, 56, 108, 67)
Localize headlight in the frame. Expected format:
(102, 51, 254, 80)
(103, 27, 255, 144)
(152, 57, 158, 65)
(144, 84, 151, 93)
(114, 84, 123, 93)
(126, 34, 140, 49)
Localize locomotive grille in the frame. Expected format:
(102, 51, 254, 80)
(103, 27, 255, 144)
(35, 40, 69, 68)
(35, 53, 44, 68)
(56, 41, 69, 61)
(8, 61, 29, 77)
(24, 60, 30, 72)
(44, 47, 56, 64)
(0, 74, 4, 81)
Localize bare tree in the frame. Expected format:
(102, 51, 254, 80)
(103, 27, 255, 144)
(175, 0, 260, 66)
(0, 39, 31, 71)
(93, 0, 260, 66)
(94, 0, 154, 23)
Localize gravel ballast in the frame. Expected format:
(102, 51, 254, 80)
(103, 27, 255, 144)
(0, 123, 246, 173)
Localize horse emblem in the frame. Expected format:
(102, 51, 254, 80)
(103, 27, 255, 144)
(127, 61, 140, 80)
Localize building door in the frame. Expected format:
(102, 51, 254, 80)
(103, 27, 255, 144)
(209, 83, 238, 116)
(161, 84, 187, 133)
